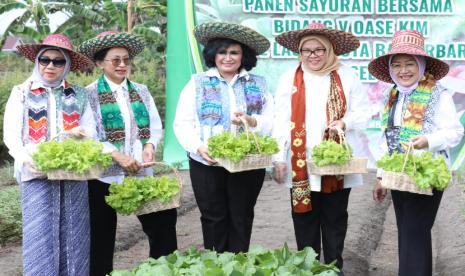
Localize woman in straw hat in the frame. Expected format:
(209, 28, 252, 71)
(272, 22, 370, 273)
(173, 22, 273, 253)
(370, 29, 463, 276)
(79, 32, 177, 275)
(3, 34, 95, 275)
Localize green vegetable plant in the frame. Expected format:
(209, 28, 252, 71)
(105, 176, 180, 215)
(32, 139, 112, 173)
(110, 243, 339, 276)
(311, 140, 352, 167)
(208, 132, 279, 163)
(377, 151, 451, 190)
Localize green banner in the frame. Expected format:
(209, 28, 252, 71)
(163, 0, 202, 168)
(165, 0, 465, 173)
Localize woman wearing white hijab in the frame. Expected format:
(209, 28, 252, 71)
(370, 30, 463, 276)
(3, 34, 95, 276)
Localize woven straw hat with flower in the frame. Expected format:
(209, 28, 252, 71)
(275, 22, 360, 55)
(78, 31, 146, 61)
(194, 21, 270, 55)
(368, 29, 449, 83)
(17, 34, 92, 72)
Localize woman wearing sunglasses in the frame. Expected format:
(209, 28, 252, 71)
(3, 34, 95, 275)
(78, 32, 177, 275)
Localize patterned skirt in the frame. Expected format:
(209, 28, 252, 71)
(21, 179, 89, 276)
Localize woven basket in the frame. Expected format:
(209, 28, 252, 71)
(380, 143, 433, 196)
(134, 162, 182, 216)
(307, 157, 368, 176)
(47, 165, 104, 180)
(381, 171, 432, 195)
(214, 117, 273, 173)
(216, 154, 273, 173)
(308, 128, 368, 175)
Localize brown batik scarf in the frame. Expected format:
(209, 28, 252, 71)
(290, 65, 346, 213)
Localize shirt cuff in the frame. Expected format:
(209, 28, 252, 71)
(102, 141, 118, 154)
(376, 168, 384, 178)
(425, 133, 443, 152)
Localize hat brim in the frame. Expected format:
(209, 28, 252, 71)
(194, 22, 270, 55)
(275, 28, 360, 55)
(368, 51, 449, 83)
(78, 33, 146, 61)
(17, 44, 93, 72)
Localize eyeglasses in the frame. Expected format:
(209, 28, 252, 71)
(390, 63, 418, 73)
(104, 57, 131, 67)
(300, 48, 326, 57)
(38, 57, 67, 68)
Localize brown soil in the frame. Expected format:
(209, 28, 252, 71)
(1, 171, 465, 276)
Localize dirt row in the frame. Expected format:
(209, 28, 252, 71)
(1, 172, 464, 276)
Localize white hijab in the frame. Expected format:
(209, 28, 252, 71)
(27, 47, 71, 88)
(389, 54, 426, 95)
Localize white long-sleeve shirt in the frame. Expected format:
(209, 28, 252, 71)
(87, 77, 163, 184)
(272, 64, 370, 190)
(3, 80, 97, 182)
(173, 68, 274, 165)
(376, 84, 464, 177)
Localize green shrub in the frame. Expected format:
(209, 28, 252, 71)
(0, 186, 22, 245)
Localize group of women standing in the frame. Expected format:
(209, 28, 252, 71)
(2, 20, 463, 276)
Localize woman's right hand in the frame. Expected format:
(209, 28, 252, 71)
(272, 162, 287, 184)
(112, 151, 142, 174)
(197, 145, 217, 165)
(373, 178, 387, 203)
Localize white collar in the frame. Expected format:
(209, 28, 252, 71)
(205, 67, 250, 81)
(30, 79, 66, 90)
(104, 75, 128, 92)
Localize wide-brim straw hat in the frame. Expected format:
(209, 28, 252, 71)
(194, 22, 270, 55)
(368, 30, 449, 83)
(78, 31, 146, 61)
(275, 22, 360, 55)
(17, 34, 92, 72)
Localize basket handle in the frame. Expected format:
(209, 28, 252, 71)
(238, 116, 262, 154)
(335, 126, 351, 159)
(140, 161, 182, 184)
(50, 129, 88, 141)
(401, 142, 416, 174)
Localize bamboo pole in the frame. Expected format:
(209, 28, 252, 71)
(127, 0, 133, 33)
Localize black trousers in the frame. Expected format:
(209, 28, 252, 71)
(189, 158, 264, 253)
(291, 188, 351, 270)
(87, 180, 178, 276)
(391, 189, 443, 276)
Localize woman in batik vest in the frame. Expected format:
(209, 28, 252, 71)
(173, 22, 273, 253)
(3, 34, 95, 276)
(78, 32, 177, 275)
(371, 30, 463, 276)
(272, 23, 370, 275)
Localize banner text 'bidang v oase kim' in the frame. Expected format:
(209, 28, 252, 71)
(164, 0, 465, 172)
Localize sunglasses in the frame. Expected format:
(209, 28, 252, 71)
(38, 56, 67, 68)
(104, 57, 132, 67)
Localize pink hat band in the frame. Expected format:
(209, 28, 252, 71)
(42, 34, 75, 52)
(390, 30, 426, 54)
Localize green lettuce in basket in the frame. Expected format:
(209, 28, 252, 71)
(32, 139, 112, 173)
(105, 176, 180, 215)
(208, 131, 279, 162)
(311, 140, 353, 167)
(377, 151, 451, 191)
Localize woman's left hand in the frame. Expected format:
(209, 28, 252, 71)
(410, 135, 429, 149)
(65, 127, 86, 138)
(231, 112, 257, 127)
(142, 143, 154, 164)
(327, 120, 345, 136)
